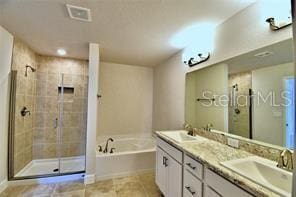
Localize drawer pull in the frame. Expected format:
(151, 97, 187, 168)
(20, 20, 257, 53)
(185, 186, 196, 195)
(186, 163, 196, 170)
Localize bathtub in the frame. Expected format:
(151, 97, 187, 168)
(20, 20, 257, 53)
(95, 135, 156, 180)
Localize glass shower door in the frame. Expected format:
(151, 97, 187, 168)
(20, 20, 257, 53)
(58, 74, 87, 174)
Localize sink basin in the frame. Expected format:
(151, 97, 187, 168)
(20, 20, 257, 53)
(221, 156, 292, 197)
(161, 130, 205, 143)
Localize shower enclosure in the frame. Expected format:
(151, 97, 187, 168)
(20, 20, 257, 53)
(8, 68, 88, 180)
(228, 72, 252, 139)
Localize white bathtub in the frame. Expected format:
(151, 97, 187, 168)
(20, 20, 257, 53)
(95, 136, 156, 180)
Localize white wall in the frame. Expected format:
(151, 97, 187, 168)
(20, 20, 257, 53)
(153, 0, 292, 131)
(0, 26, 13, 192)
(185, 64, 228, 132)
(97, 62, 153, 137)
(252, 62, 294, 146)
(153, 52, 186, 131)
(85, 43, 99, 184)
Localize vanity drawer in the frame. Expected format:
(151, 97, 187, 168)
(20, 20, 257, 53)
(184, 154, 203, 179)
(204, 186, 221, 197)
(205, 169, 253, 197)
(157, 137, 182, 163)
(183, 169, 203, 197)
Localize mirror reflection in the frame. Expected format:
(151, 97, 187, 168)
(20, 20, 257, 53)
(185, 39, 294, 149)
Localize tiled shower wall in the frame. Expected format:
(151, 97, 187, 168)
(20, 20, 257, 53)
(33, 55, 88, 159)
(228, 72, 252, 138)
(11, 38, 36, 174)
(11, 38, 88, 174)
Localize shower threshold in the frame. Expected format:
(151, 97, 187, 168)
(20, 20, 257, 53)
(15, 156, 85, 178)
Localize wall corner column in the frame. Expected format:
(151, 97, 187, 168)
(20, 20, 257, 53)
(85, 43, 99, 184)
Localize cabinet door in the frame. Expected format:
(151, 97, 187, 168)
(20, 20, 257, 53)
(156, 147, 167, 196)
(167, 157, 182, 197)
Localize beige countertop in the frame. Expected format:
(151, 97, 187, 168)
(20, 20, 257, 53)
(155, 131, 281, 197)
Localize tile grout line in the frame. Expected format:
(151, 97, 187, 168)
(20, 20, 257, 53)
(136, 175, 150, 197)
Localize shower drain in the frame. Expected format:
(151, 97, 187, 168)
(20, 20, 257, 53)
(53, 168, 59, 172)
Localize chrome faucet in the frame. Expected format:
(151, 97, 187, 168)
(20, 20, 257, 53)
(184, 123, 194, 136)
(277, 149, 293, 172)
(103, 138, 114, 153)
(203, 123, 213, 132)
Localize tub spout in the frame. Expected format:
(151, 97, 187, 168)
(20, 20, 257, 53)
(103, 138, 114, 153)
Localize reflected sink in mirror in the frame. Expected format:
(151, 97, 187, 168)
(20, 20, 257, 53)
(220, 156, 292, 197)
(161, 130, 206, 143)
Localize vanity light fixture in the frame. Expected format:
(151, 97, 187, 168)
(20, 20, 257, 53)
(266, 17, 292, 31)
(183, 52, 210, 67)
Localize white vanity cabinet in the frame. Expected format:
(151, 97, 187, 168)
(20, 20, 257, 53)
(156, 138, 182, 197)
(183, 154, 253, 197)
(156, 137, 254, 197)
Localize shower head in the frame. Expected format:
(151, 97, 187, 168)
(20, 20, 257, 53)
(25, 65, 36, 77)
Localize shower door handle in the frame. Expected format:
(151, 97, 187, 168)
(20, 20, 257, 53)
(54, 118, 58, 129)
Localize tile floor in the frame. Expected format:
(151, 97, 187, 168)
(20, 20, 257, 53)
(0, 172, 162, 197)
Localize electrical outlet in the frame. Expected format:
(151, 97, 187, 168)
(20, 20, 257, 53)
(227, 138, 239, 148)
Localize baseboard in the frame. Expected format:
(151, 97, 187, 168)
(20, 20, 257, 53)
(84, 174, 95, 184)
(95, 168, 154, 182)
(0, 179, 8, 194)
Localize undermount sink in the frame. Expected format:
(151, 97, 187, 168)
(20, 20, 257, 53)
(161, 130, 205, 143)
(221, 156, 292, 197)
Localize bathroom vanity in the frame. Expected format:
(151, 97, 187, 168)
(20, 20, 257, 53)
(155, 131, 290, 197)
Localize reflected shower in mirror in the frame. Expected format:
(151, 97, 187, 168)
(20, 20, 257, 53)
(185, 38, 295, 149)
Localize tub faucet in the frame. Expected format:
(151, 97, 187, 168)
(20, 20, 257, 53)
(103, 138, 114, 153)
(277, 149, 293, 172)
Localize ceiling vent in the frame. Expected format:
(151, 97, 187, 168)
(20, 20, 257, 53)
(66, 4, 92, 22)
(254, 51, 274, 58)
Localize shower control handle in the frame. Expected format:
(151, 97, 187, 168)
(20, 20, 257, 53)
(20, 106, 31, 117)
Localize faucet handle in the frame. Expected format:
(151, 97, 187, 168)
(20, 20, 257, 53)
(277, 149, 293, 171)
(98, 145, 103, 152)
(183, 123, 192, 130)
(110, 148, 115, 154)
(277, 153, 285, 168)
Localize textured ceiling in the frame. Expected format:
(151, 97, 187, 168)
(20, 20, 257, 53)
(0, 0, 255, 66)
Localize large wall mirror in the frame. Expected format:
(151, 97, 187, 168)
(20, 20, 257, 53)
(185, 38, 294, 149)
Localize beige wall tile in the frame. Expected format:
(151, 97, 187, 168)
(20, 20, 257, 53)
(12, 39, 88, 165)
